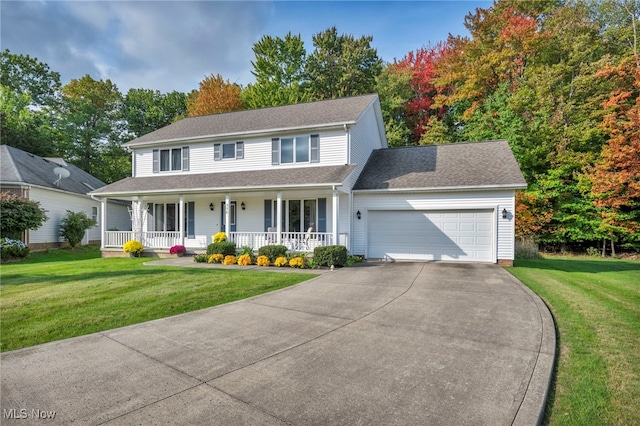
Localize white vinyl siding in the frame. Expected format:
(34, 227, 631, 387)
(132, 131, 349, 177)
(28, 187, 102, 244)
(344, 100, 387, 190)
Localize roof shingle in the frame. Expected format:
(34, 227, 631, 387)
(353, 140, 527, 191)
(125, 94, 378, 147)
(91, 165, 356, 196)
(1, 145, 106, 195)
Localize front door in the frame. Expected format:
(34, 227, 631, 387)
(220, 201, 237, 232)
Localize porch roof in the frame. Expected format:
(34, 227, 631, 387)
(90, 164, 356, 197)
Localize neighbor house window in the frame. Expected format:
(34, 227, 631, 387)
(214, 142, 244, 160)
(153, 147, 189, 173)
(272, 135, 319, 165)
(91, 206, 98, 224)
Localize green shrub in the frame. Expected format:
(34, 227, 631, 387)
(59, 210, 97, 248)
(0, 238, 29, 260)
(313, 245, 348, 267)
(1, 192, 48, 240)
(258, 245, 288, 262)
(193, 253, 208, 263)
(206, 241, 237, 256)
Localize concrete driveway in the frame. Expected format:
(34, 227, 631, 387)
(1, 262, 554, 425)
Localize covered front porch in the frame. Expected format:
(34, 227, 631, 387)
(99, 188, 350, 254)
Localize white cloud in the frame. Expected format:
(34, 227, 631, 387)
(1, 1, 273, 93)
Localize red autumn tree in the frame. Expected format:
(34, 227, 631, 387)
(390, 45, 448, 144)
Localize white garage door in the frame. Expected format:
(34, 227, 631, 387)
(367, 210, 494, 262)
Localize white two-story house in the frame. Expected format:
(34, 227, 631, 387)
(91, 94, 527, 265)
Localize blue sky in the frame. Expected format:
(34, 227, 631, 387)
(1, 1, 491, 94)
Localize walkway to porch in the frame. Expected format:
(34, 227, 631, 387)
(103, 231, 337, 252)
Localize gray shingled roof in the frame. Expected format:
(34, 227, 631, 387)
(125, 94, 378, 147)
(91, 165, 356, 196)
(1, 145, 106, 195)
(353, 140, 527, 191)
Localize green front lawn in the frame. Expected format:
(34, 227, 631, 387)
(0, 246, 315, 352)
(509, 257, 640, 426)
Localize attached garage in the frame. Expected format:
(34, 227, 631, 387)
(367, 209, 494, 262)
(351, 141, 528, 265)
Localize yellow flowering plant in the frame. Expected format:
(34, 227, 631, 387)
(222, 255, 237, 265)
(208, 253, 224, 263)
(123, 240, 143, 256)
(237, 253, 252, 266)
(257, 255, 270, 267)
(274, 256, 288, 267)
(213, 232, 227, 243)
(289, 257, 305, 268)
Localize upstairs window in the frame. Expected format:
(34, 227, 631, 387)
(153, 147, 189, 173)
(214, 142, 244, 160)
(272, 134, 319, 165)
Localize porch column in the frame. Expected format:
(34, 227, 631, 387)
(179, 195, 185, 246)
(332, 188, 339, 246)
(225, 193, 231, 238)
(276, 191, 282, 245)
(100, 197, 107, 250)
(135, 196, 143, 242)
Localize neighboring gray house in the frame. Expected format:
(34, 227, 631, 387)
(0, 145, 130, 249)
(91, 94, 527, 265)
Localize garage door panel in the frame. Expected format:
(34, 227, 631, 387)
(368, 210, 494, 262)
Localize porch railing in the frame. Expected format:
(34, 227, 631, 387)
(229, 231, 333, 252)
(104, 231, 335, 251)
(103, 231, 181, 249)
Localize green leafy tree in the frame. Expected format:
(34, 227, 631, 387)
(58, 75, 124, 181)
(242, 33, 310, 108)
(0, 49, 60, 107)
(59, 210, 96, 248)
(375, 65, 413, 146)
(306, 26, 383, 100)
(0, 192, 48, 240)
(122, 88, 187, 138)
(0, 50, 61, 156)
(0, 86, 59, 156)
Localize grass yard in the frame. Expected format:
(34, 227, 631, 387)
(0, 245, 315, 352)
(509, 257, 640, 426)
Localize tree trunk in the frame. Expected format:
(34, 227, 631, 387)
(611, 238, 616, 257)
(602, 239, 606, 257)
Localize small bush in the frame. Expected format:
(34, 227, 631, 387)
(346, 255, 363, 266)
(206, 241, 237, 256)
(258, 245, 288, 262)
(213, 232, 227, 243)
(208, 253, 224, 263)
(257, 255, 270, 267)
(60, 211, 96, 248)
(274, 256, 288, 267)
(193, 253, 208, 263)
(586, 247, 600, 257)
(222, 255, 237, 265)
(239, 246, 256, 262)
(0, 238, 29, 260)
(515, 239, 540, 259)
(123, 240, 144, 256)
(313, 245, 348, 267)
(237, 253, 253, 266)
(289, 256, 305, 268)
